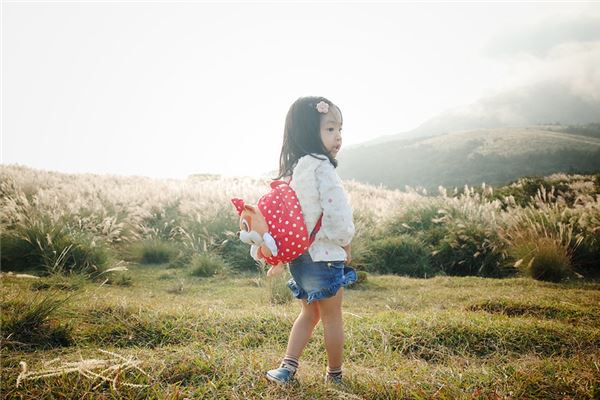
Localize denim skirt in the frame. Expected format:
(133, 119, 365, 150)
(287, 252, 357, 304)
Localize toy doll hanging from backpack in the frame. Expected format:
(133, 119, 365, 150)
(231, 178, 322, 277)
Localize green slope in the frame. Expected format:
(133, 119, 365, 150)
(337, 127, 600, 190)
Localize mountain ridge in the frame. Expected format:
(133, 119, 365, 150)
(352, 80, 600, 148)
(337, 125, 600, 190)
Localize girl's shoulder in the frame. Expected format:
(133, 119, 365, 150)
(294, 154, 331, 173)
(292, 154, 339, 189)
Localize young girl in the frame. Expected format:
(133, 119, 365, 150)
(266, 96, 356, 385)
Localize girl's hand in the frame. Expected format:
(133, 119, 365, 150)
(267, 263, 285, 278)
(343, 244, 352, 265)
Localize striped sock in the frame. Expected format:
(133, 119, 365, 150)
(280, 355, 299, 371)
(327, 366, 342, 379)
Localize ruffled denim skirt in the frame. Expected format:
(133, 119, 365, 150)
(287, 252, 357, 304)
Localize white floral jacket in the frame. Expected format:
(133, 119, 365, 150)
(289, 154, 355, 262)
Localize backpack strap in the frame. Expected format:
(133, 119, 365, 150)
(285, 174, 322, 246)
(308, 214, 323, 245)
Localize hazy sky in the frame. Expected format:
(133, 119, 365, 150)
(2, 1, 600, 179)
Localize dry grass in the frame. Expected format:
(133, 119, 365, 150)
(16, 349, 150, 392)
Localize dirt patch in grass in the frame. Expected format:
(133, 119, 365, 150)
(465, 299, 600, 326)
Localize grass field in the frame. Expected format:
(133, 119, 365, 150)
(2, 264, 599, 399)
(1, 166, 599, 398)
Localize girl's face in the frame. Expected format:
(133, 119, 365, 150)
(319, 106, 343, 158)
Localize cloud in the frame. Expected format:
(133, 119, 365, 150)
(547, 42, 600, 102)
(379, 18, 600, 141)
(472, 80, 600, 125)
(499, 40, 600, 103)
(479, 12, 600, 108)
(485, 15, 600, 57)
(406, 68, 600, 138)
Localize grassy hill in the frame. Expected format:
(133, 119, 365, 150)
(338, 126, 600, 190)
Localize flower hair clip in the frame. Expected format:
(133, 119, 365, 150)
(315, 101, 329, 114)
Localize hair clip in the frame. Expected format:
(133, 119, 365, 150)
(315, 101, 329, 114)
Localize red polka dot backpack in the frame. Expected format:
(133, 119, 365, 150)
(231, 179, 323, 275)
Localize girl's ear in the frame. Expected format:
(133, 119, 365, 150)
(244, 204, 257, 213)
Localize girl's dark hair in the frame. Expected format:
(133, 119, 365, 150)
(275, 96, 343, 180)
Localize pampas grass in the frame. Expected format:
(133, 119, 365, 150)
(2, 165, 599, 282)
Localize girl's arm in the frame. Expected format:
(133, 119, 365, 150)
(343, 244, 352, 265)
(315, 160, 355, 247)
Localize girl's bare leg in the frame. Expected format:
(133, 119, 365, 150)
(285, 299, 321, 358)
(317, 287, 344, 369)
